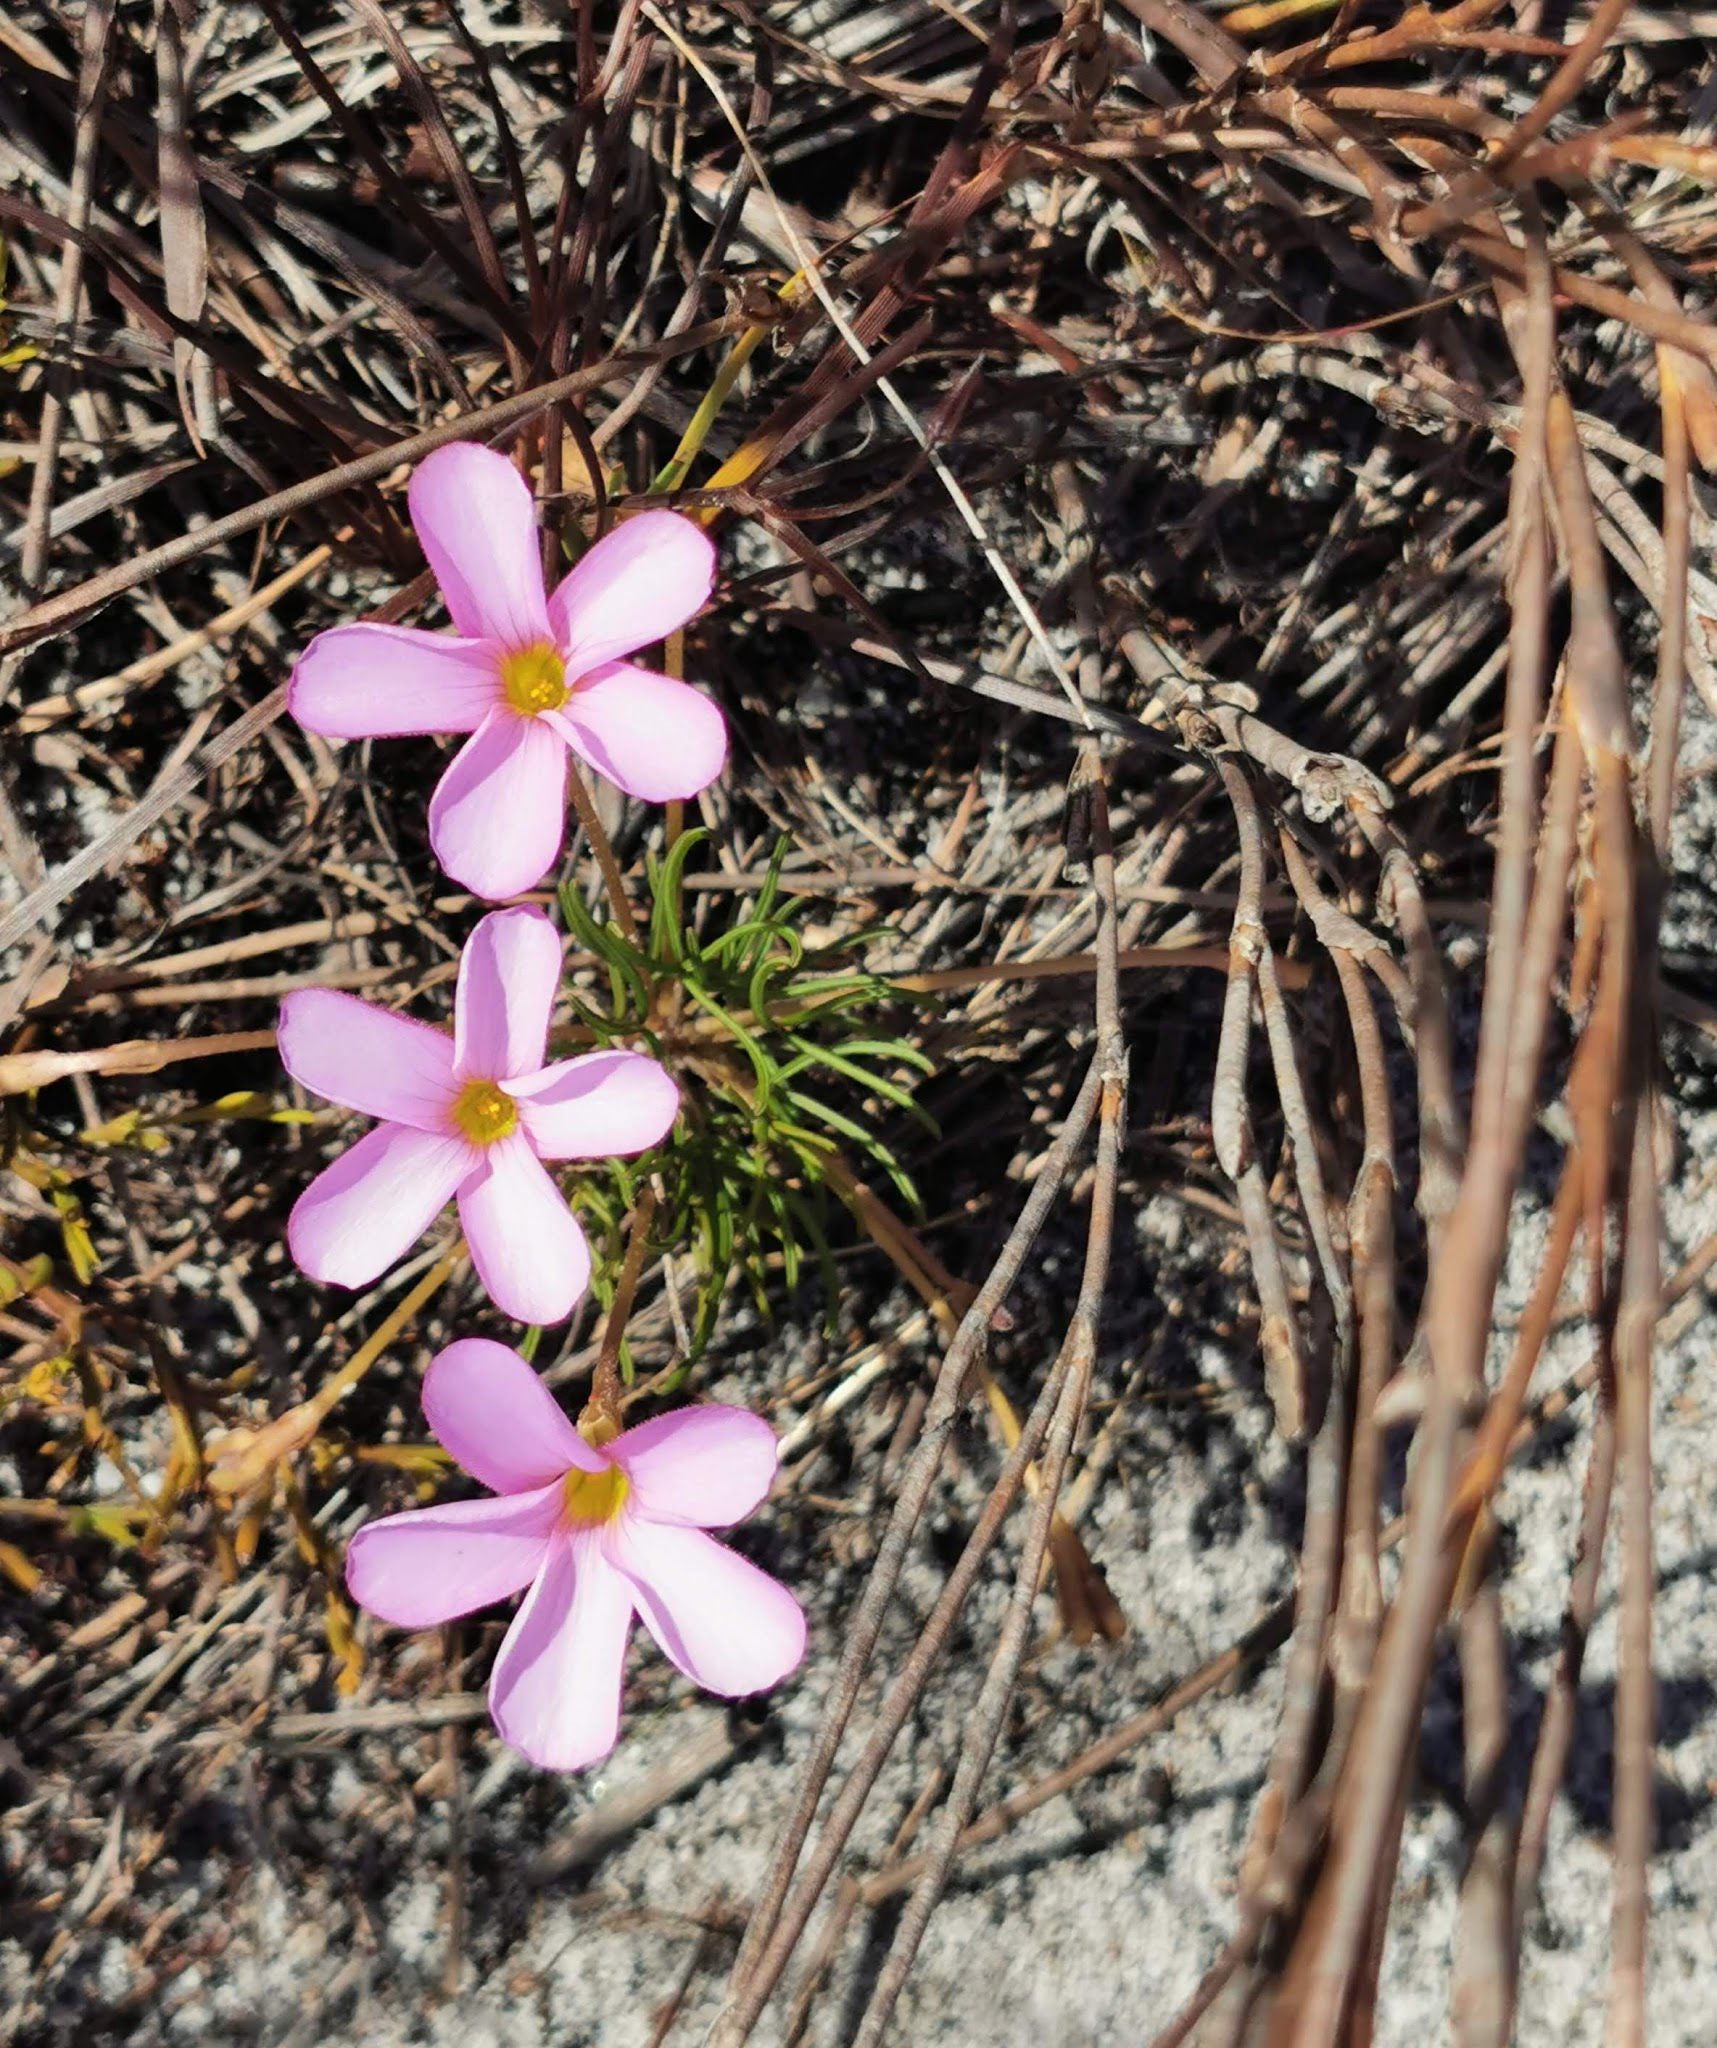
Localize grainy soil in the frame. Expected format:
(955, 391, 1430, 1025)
(5, 4, 1717, 2044)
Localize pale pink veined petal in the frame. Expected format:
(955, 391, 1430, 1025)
(611, 1407, 780, 1529)
(428, 711, 569, 902)
(288, 1124, 471, 1289)
(489, 1534, 636, 1772)
(457, 1134, 592, 1325)
(423, 1336, 603, 1491)
(408, 442, 551, 648)
(508, 1050, 678, 1161)
(344, 1481, 563, 1629)
(550, 664, 726, 803)
(287, 623, 498, 739)
(453, 905, 563, 1082)
(278, 988, 458, 1132)
(548, 509, 715, 672)
(616, 1519, 806, 1698)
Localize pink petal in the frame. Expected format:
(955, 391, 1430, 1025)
(612, 1407, 780, 1529)
(344, 1482, 562, 1628)
(453, 905, 562, 1082)
(548, 509, 715, 672)
(423, 1336, 603, 1491)
(288, 1123, 471, 1289)
(287, 623, 498, 738)
(408, 442, 550, 647)
(509, 1050, 678, 1160)
(428, 711, 568, 902)
(278, 989, 457, 1132)
(489, 1535, 635, 1772)
(551, 664, 726, 803)
(616, 1520, 806, 1698)
(457, 1134, 592, 1325)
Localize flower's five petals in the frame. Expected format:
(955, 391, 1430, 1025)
(287, 444, 728, 902)
(280, 910, 669, 1325)
(344, 1341, 804, 1775)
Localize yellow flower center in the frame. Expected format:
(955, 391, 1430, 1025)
(562, 1463, 629, 1528)
(499, 641, 569, 716)
(450, 1078, 518, 1146)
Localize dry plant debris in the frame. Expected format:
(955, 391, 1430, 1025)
(3, 2, 1717, 2044)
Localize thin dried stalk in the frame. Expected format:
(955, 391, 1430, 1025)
(1209, 755, 1307, 1440)
(1327, 950, 1393, 1687)
(1452, 1540, 1516, 2046)
(18, 0, 116, 596)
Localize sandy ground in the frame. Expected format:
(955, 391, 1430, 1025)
(26, 1081, 1708, 2048)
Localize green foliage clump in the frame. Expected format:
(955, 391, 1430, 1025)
(559, 832, 932, 1355)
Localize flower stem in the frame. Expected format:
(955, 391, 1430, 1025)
(565, 760, 638, 945)
(663, 628, 686, 856)
(580, 1184, 658, 1444)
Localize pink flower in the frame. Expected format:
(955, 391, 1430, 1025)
(278, 905, 676, 1326)
(345, 1337, 806, 1770)
(288, 442, 728, 901)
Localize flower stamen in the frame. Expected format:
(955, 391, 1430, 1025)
(451, 1078, 519, 1146)
(499, 642, 569, 717)
(561, 1463, 629, 1528)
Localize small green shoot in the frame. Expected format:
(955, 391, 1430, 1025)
(559, 831, 933, 1356)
